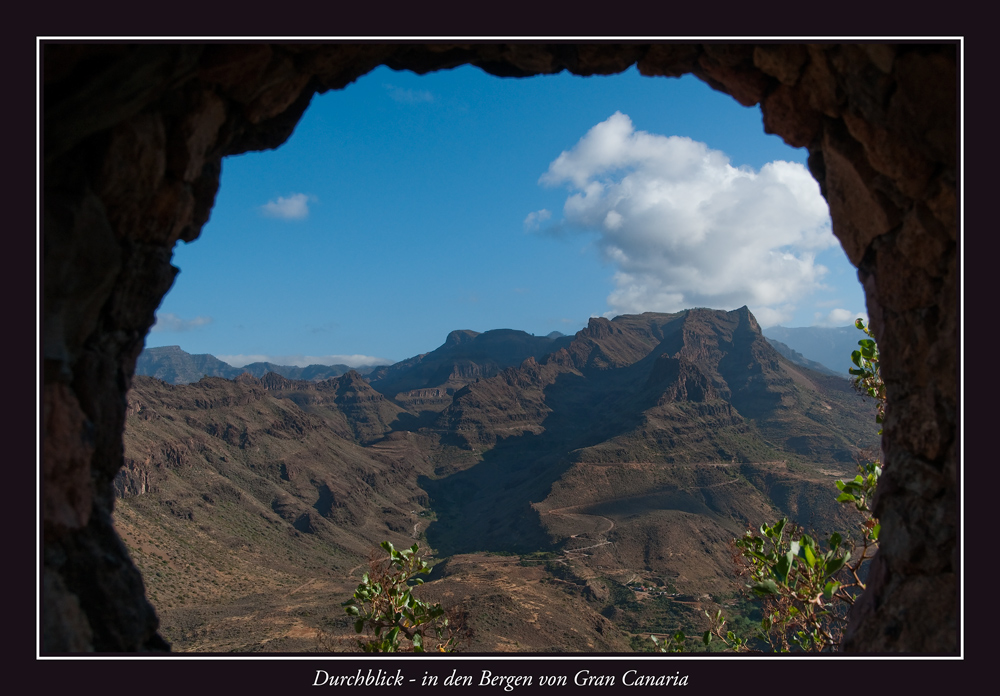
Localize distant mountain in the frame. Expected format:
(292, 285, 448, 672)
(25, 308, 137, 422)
(367, 328, 572, 415)
(764, 338, 841, 377)
(234, 361, 375, 382)
(135, 345, 239, 384)
(135, 345, 375, 384)
(761, 325, 863, 375)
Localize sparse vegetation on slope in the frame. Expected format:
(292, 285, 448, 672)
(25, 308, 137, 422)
(116, 309, 876, 652)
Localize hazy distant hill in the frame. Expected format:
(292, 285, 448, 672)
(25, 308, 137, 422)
(761, 325, 863, 375)
(136, 345, 375, 384)
(118, 309, 878, 652)
(764, 338, 841, 377)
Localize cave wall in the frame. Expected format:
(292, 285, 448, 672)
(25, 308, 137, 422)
(41, 43, 958, 653)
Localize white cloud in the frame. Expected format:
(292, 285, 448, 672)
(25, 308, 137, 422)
(815, 308, 868, 327)
(749, 305, 798, 328)
(217, 354, 393, 368)
(538, 112, 837, 321)
(260, 193, 313, 220)
(384, 83, 434, 104)
(151, 313, 212, 332)
(523, 208, 552, 231)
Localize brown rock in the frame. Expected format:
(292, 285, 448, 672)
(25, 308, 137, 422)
(761, 82, 822, 148)
(753, 44, 809, 86)
(42, 383, 94, 535)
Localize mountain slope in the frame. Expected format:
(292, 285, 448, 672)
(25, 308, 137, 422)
(117, 308, 878, 652)
(419, 308, 876, 587)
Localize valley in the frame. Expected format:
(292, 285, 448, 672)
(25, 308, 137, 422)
(115, 307, 877, 652)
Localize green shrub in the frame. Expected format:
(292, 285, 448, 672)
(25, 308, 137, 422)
(342, 541, 460, 652)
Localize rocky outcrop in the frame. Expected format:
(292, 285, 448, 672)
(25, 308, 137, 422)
(42, 43, 957, 652)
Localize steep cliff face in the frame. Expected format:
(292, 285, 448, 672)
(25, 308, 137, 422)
(43, 43, 958, 653)
(419, 309, 875, 564)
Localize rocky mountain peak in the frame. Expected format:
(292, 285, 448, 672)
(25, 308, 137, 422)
(445, 329, 480, 346)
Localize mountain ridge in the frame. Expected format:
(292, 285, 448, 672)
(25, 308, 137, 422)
(136, 345, 378, 384)
(116, 308, 877, 652)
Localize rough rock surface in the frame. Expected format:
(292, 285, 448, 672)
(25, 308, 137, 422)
(42, 43, 958, 653)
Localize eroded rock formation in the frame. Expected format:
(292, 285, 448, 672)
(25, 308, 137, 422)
(42, 43, 957, 653)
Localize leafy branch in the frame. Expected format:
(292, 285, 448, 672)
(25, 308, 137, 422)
(850, 318, 884, 434)
(342, 541, 461, 652)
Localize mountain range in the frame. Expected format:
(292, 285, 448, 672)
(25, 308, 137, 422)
(138, 324, 860, 385)
(115, 308, 877, 652)
(135, 345, 378, 385)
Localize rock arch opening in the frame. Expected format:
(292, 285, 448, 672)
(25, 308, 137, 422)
(42, 42, 958, 653)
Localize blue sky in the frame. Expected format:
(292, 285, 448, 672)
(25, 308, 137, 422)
(146, 64, 867, 367)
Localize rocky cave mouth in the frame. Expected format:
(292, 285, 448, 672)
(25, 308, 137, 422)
(42, 43, 958, 654)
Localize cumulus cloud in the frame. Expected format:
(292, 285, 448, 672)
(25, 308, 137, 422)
(523, 208, 552, 231)
(538, 112, 837, 321)
(384, 83, 434, 104)
(151, 313, 212, 332)
(217, 354, 393, 368)
(815, 308, 868, 326)
(260, 193, 313, 220)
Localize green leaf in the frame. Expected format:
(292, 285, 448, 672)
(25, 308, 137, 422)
(703, 631, 712, 646)
(803, 543, 817, 568)
(824, 556, 847, 577)
(354, 619, 364, 633)
(412, 632, 423, 651)
(345, 605, 360, 617)
(836, 493, 856, 503)
(775, 551, 794, 582)
(752, 579, 779, 595)
(829, 532, 842, 550)
(773, 518, 787, 540)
